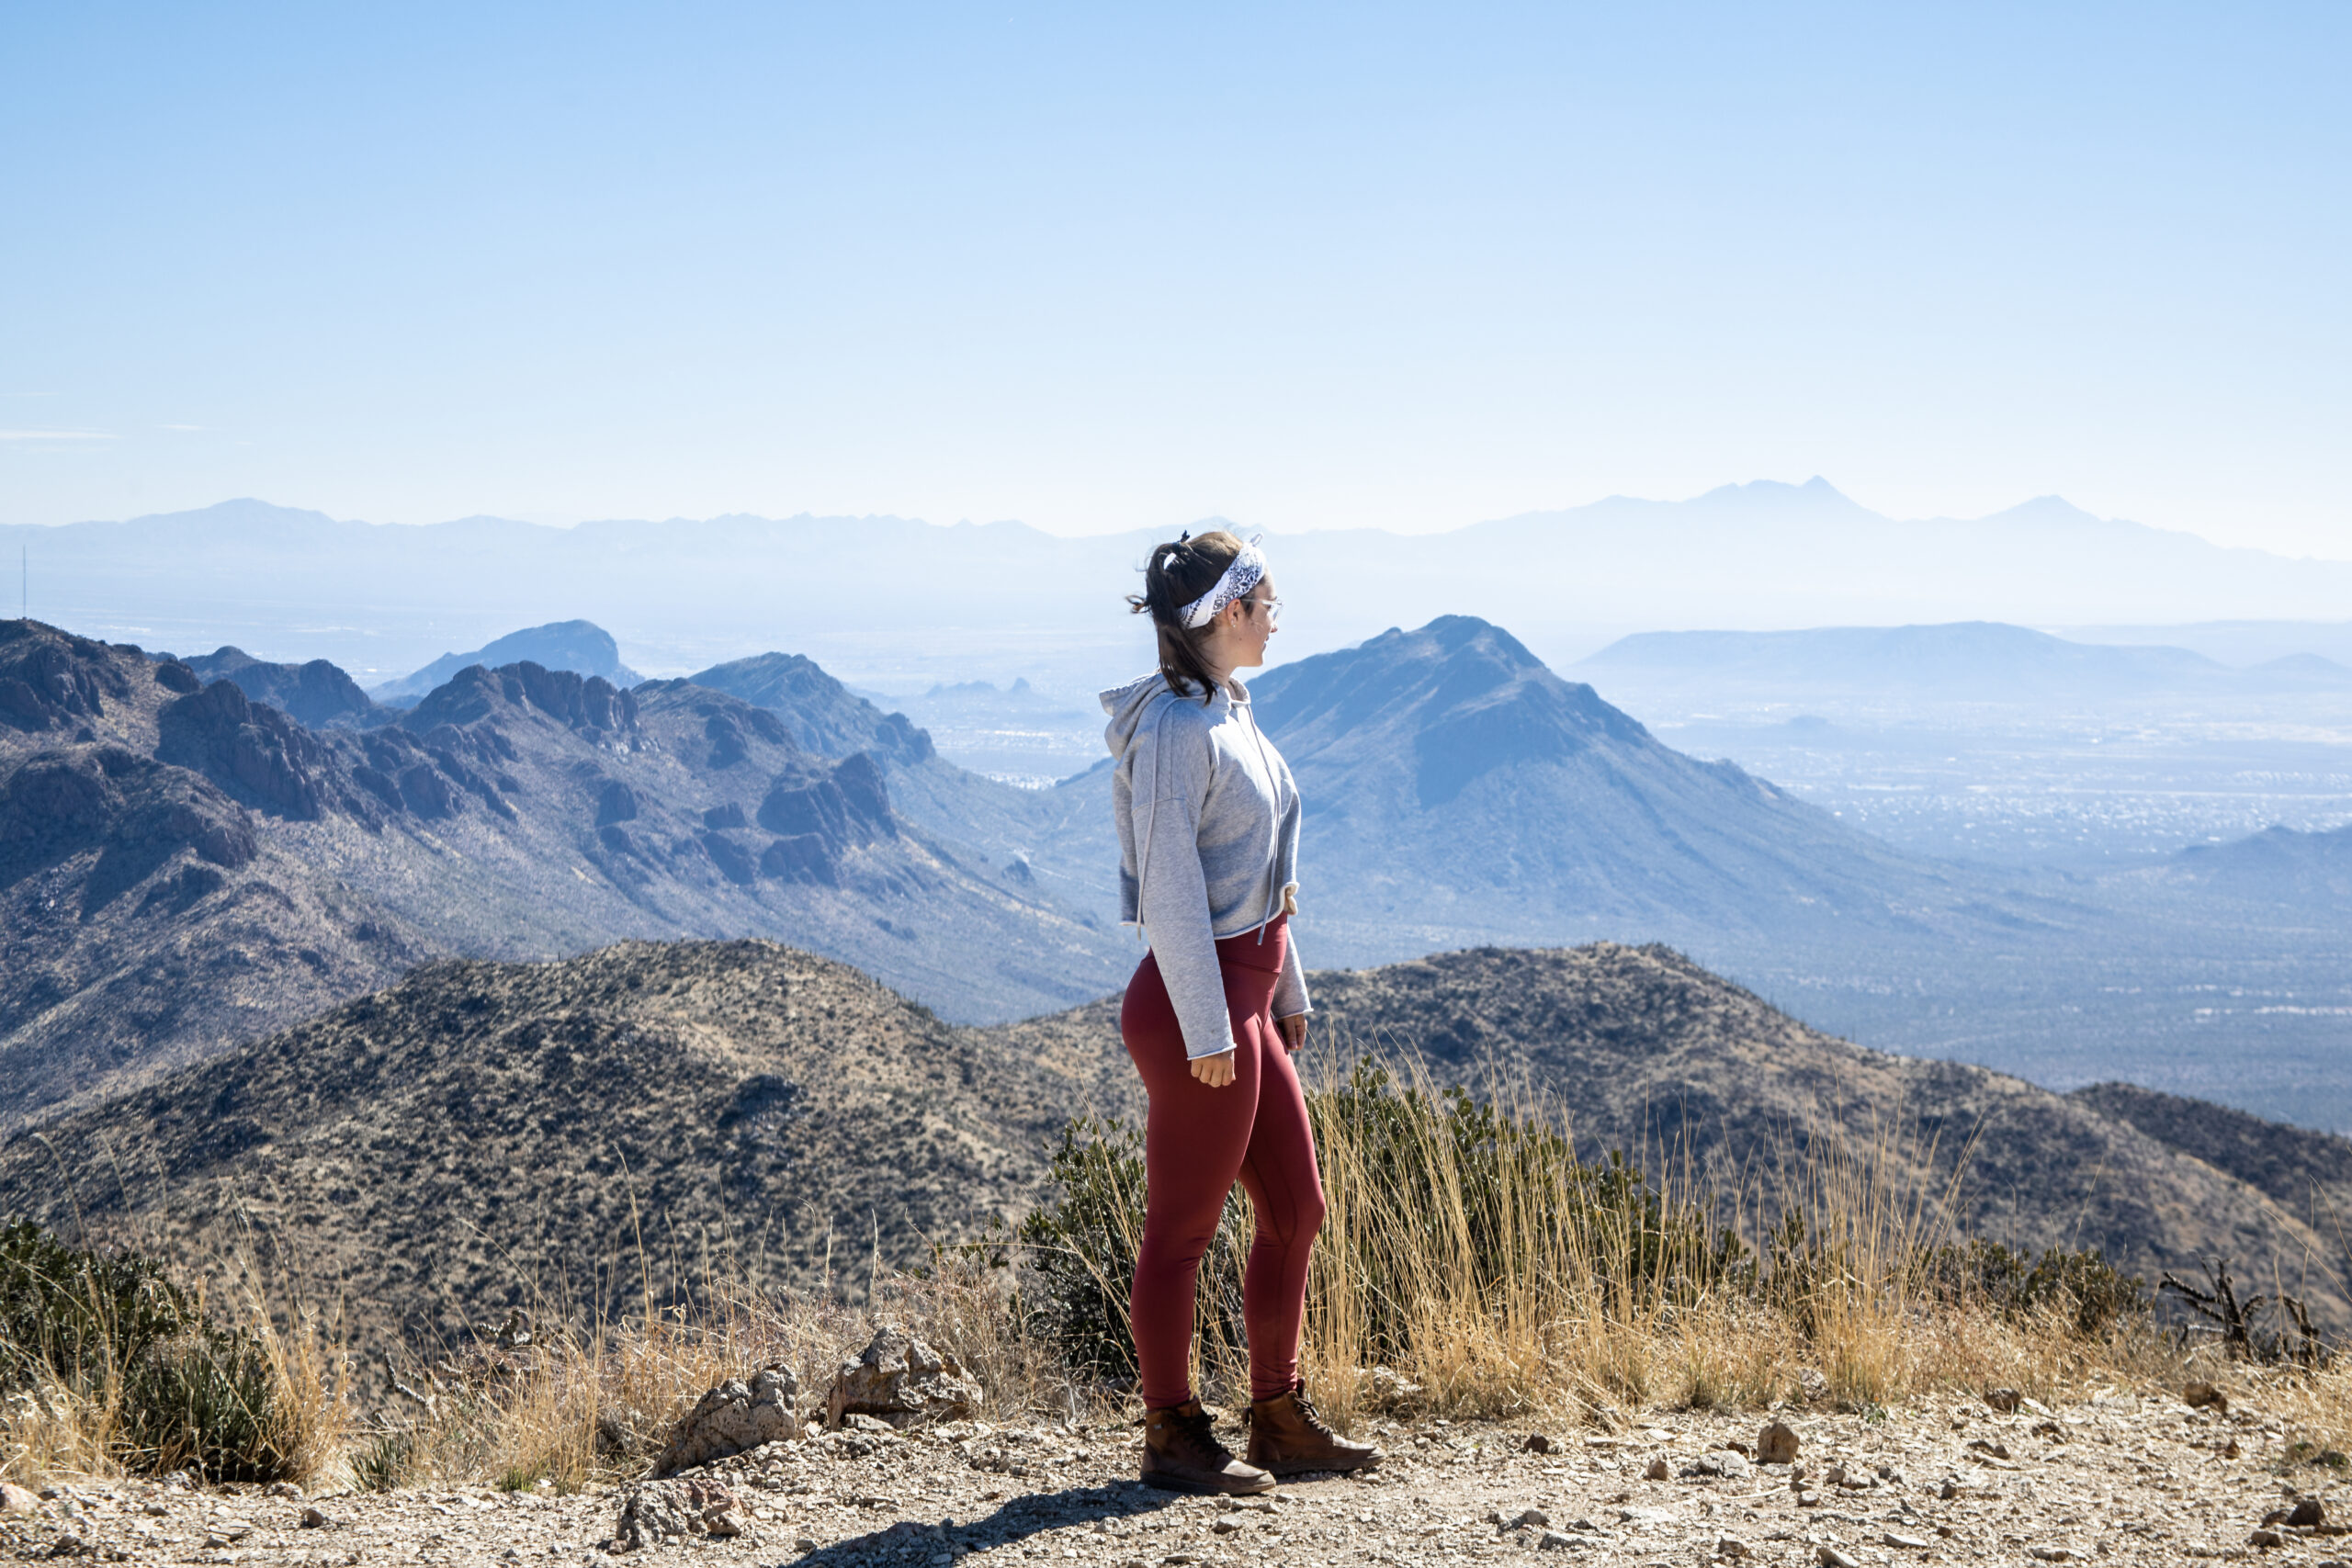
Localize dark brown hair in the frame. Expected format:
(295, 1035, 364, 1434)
(1128, 529, 1244, 703)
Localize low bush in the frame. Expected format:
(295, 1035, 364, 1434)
(0, 1221, 294, 1482)
(1919, 1238, 2147, 1337)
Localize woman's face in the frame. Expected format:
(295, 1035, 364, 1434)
(1210, 577, 1280, 670)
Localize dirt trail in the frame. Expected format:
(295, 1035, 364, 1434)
(3, 1393, 2332, 1566)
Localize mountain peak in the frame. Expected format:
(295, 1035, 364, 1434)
(1255, 615, 1653, 806)
(373, 621, 640, 705)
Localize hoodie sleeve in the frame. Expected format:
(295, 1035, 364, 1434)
(1131, 709, 1239, 1061)
(1273, 933, 1311, 1021)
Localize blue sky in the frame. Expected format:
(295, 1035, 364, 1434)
(3, 2, 2346, 551)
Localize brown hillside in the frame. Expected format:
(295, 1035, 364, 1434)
(7, 937, 2344, 1359)
(0, 941, 1092, 1356)
(994, 942, 2352, 1325)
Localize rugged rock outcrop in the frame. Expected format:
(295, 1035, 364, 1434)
(680, 658, 933, 764)
(656, 1368, 804, 1476)
(0, 621, 139, 735)
(157, 680, 328, 818)
(825, 1325, 981, 1430)
(171, 646, 385, 729)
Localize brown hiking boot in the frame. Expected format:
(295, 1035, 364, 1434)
(1141, 1399, 1275, 1495)
(1247, 1385, 1383, 1477)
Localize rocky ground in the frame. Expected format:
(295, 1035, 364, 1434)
(6, 1389, 2346, 1568)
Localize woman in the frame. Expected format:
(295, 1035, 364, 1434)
(1100, 529, 1382, 1495)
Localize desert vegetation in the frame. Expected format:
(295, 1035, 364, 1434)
(4, 1054, 2342, 1503)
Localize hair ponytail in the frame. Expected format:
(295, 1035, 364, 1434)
(1128, 529, 1244, 704)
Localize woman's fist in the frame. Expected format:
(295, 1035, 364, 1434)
(1191, 1049, 1238, 1088)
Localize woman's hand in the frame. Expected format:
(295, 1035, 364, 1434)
(1191, 1049, 1238, 1088)
(1276, 1012, 1308, 1052)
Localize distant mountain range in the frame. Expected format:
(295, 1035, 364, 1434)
(10, 485, 2352, 691)
(1581, 621, 2352, 703)
(13, 937, 2345, 1355)
(370, 619, 642, 705)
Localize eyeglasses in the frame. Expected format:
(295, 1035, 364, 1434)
(1242, 596, 1283, 625)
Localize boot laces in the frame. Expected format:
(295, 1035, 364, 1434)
(1158, 1404, 1228, 1462)
(1290, 1388, 1336, 1437)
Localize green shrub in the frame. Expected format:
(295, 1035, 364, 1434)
(1916, 1238, 2147, 1337)
(0, 1220, 292, 1481)
(1016, 1118, 1237, 1382)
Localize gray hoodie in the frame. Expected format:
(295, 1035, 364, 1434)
(1101, 671, 1311, 1060)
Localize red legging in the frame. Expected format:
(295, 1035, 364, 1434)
(1121, 916, 1326, 1408)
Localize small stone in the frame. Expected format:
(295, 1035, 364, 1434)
(1501, 1507, 1548, 1530)
(1758, 1421, 1799, 1465)
(2184, 1380, 2229, 1413)
(266, 1482, 303, 1499)
(1714, 1535, 1751, 1560)
(2028, 1550, 2080, 1563)
(2224, 1438, 2242, 1459)
(1702, 1450, 1752, 1480)
(1817, 1547, 1861, 1568)
(1797, 1489, 1823, 1507)
(1985, 1387, 2021, 1414)
(300, 1506, 333, 1529)
(2290, 1498, 2326, 1529)
(1885, 1532, 1931, 1549)
(0, 1483, 38, 1515)
(2249, 1536, 2285, 1552)
(1211, 1518, 1240, 1535)
(1536, 1530, 1573, 1551)
(1644, 1456, 1669, 1481)
(1523, 1432, 1554, 1454)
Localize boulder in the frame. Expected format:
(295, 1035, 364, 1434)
(654, 1365, 802, 1475)
(826, 1325, 980, 1430)
(1758, 1419, 1800, 1465)
(612, 1478, 746, 1551)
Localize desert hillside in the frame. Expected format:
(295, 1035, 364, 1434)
(0, 941, 1101, 1354)
(14, 934, 2341, 1357)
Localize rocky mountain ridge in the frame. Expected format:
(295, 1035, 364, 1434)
(0, 619, 1129, 1127)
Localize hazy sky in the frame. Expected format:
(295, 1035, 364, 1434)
(5, 3, 2346, 553)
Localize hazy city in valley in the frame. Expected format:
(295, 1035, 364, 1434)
(4, 6, 2349, 1566)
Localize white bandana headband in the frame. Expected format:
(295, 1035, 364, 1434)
(1178, 538, 1267, 629)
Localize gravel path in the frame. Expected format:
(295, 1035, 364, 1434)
(5, 1390, 2340, 1566)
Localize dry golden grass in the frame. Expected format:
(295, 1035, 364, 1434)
(3, 1052, 2325, 1490)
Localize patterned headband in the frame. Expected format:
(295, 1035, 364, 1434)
(1177, 538, 1267, 629)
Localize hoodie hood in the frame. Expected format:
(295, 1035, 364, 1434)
(1101, 671, 1241, 762)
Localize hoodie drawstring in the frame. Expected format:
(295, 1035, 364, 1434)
(1239, 698, 1286, 943)
(1132, 701, 1170, 941)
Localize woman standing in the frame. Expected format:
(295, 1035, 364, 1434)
(1101, 530, 1381, 1495)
